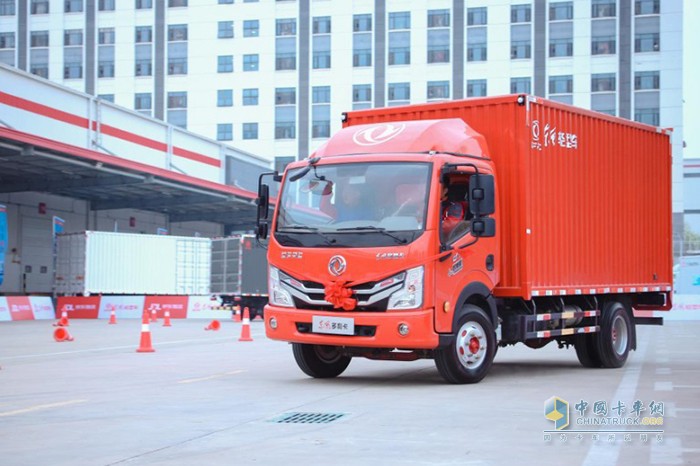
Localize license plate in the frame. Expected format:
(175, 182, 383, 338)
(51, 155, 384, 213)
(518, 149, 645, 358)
(312, 315, 355, 336)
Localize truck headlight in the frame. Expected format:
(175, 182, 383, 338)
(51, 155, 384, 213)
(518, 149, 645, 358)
(269, 265, 293, 307)
(388, 266, 424, 310)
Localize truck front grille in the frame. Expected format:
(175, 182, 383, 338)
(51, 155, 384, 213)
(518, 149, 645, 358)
(280, 271, 404, 312)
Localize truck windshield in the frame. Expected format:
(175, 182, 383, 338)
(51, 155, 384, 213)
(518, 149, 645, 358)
(275, 162, 431, 248)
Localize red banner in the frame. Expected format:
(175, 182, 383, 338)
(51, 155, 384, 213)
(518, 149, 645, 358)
(56, 296, 101, 318)
(7, 296, 34, 321)
(144, 295, 188, 319)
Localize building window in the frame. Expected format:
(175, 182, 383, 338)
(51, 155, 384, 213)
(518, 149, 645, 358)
(31, 31, 49, 47)
(217, 55, 233, 73)
(64, 47, 83, 79)
(467, 27, 487, 61)
(97, 94, 114, 102)
(275, 87, 296, 105)
(99, 0, 115, 11)
(388, 82, 410, 106)
(217, 89, 233, 107)
(510, 77, 531, 94)
(31, 0, 50, 14)
(167, 91, 187, 129)
(168, 24, 188, 41)
(243, 20, 259, 37)
(218, 21, 234, 39)
(312, 86, 331, 138)
(428, 9, 450, 28)
(352, 84, 372, 110)
(64, 29, 83, 46)
(388, 12, 410, 66)
(389, 11, 411, 30)
(168, 42, 187, 75)
(98, 28, 115, 78)
(276, 19, 296, 70)
(243, 123, 258, 140)
(219, 0, 233, 3)
(427, 80, 449, 100)
(136, 0, 152, 9)
(511, 24, 531, 59)
(243, 88, 259, 105)
(275, 156, 295, 174)
(0, 32, 15, 67)
(549, 75, 573, 104)
(353, 13, 371, 32)
(135, 26, 152, 43)
(353, 30, 372, 67)
(0, 0, 14, 15)
(635, 0, 660, 15)
(169, 0, 187, 7)
(549, 1, 573, 20)
(634, 90, 659, 125)
(243, 54, 258, 71)
(275, 107, 296, 139)
(427, 9, 449, 64)
(592, 73, 616, 92)
(592, 0, 616, 17)
(591, 19, 616, 55)
(217, 123, 233, 141)
(511, 4, 531, 23)
(635, 71, 660, 90)
(134, 92, 152, 115)
(30, 49, 49, 78)
(135, 44, 152, 76)
(467, 79, 487, 97)
(64, 0, 83, 13)
(467, 7, 487, 26)
(635, 16, 660, 52)
(313, 17, 331, 69)
(549, 22, 573, 57)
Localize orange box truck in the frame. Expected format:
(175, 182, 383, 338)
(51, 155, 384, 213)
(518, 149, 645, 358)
(256, 95, 672, 384)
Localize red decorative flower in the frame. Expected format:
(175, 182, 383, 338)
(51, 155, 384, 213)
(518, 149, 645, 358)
(324, 280, 357, 311)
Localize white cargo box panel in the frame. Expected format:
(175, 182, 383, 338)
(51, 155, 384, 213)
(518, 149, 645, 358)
(56, 231, 211, 295)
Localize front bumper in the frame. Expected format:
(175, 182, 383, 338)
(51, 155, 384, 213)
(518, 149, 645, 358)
(264, 305, 440, 350)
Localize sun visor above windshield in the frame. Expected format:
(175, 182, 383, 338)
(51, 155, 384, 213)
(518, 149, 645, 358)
(310, 118, 490, 159)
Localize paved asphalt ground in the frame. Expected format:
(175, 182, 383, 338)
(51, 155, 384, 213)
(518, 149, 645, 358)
(1, 317, 698, 466)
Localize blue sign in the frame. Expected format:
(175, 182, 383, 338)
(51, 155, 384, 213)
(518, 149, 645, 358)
(0, 205, 7, 286)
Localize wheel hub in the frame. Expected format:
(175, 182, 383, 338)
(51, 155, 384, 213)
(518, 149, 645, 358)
(456, 321, 487, 369)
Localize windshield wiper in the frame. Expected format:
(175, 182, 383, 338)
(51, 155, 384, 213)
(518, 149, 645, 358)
(277, 225, 336, 245)
(336, 226, 408, 244)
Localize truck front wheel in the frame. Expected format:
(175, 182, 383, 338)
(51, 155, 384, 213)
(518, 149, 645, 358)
(596, 301, 632, 368)
(434, 306, 496, 384)
(292, 344, 351, 378)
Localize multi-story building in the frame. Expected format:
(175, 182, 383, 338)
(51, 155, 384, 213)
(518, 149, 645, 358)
(0, 0, 685, 230)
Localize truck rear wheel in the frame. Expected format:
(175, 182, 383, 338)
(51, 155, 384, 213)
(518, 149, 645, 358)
(574, 333, 602, 368)
(292, 343, 351, 378)
(434, 306, 496, 384)
(596, 301, 632, 368)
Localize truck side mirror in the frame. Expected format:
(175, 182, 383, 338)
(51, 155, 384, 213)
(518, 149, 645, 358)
(471, 217, 496, 238)
(469, 174, 495, 216)
(257, 184, 270, 220)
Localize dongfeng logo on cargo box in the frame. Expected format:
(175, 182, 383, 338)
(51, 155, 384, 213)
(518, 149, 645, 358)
(353, 123, 406, 146)
(531, 120, 578, 152)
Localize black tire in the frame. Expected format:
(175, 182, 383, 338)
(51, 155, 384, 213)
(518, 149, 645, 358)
(575, 333, 602, 368)
(434, 305, 496, 384)
(292, 344, 351, 378)
(596, 301, 633, 368)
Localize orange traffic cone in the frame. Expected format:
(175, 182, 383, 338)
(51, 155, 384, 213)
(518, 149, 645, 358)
(108, 309, 117, 324)
(53, 310, 69, 327)
(205, 319, 221, 331)
(233, 306, 242, 323)
(162, 310, 172, 327)
(238, 308, 253, 342)
(53, 327, 74, 342)
(253, 312, 263, 322)
(150, 308, 158, 323)
(136, 311, 155, 353)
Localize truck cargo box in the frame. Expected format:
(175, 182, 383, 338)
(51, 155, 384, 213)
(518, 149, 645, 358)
(55, 231, 211, 295)
(210, 235, 267, 296)
(343, 95, 673, 300)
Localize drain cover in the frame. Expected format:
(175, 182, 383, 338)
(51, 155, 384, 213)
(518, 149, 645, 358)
(270, 412, 347, 424)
